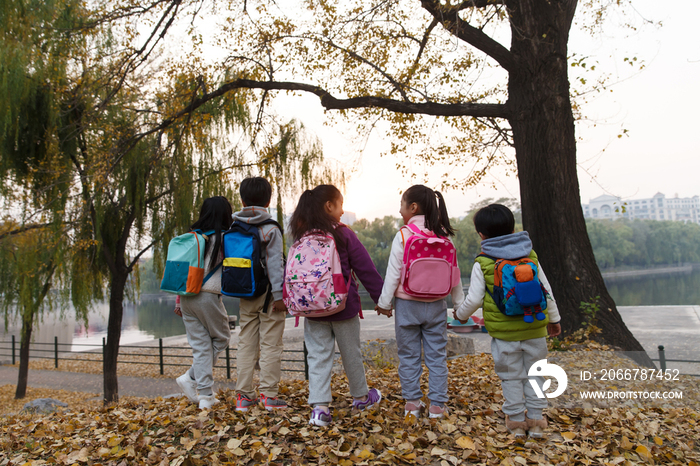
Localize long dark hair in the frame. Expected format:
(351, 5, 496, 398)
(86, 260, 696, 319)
(289, 184, 344, 244)
(190, 196, 233, 266)
(403, 184, 455, 237)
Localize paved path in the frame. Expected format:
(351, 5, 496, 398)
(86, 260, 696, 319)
(1, 305, 698, 399)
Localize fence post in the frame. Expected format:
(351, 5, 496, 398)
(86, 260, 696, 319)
(54, 336, 59, 368)
(226, 347, 231, 379)
(658, 345, 666, 371)
(11, 335, 15, 365)
(303, 341, 309, 381)
(159, 338, 164, 376)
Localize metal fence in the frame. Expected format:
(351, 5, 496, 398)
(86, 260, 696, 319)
(652, 345, 700, 377)
(0, 335, 311, 380)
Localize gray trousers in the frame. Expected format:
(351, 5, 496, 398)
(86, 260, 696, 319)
(394, 298, 448, 406)
(491, 337, 548, 420)
(304, 315, 369, 406)
(181, 292, 230, 395)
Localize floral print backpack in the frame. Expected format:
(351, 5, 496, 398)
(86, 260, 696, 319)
(283, 232, 348, 318)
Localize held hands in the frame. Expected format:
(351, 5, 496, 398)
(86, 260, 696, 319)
(272, 299, 288, 313)
(547, 322, 561, 337)
(452, 309, 469, 324)
(375, 305, 393, 318)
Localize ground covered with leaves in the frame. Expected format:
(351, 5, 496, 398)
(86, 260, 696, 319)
(2, 349, 699, 465)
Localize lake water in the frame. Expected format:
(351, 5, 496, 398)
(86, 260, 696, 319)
(2, 269, 699, 351)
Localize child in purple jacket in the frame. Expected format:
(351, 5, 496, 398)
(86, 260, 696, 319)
(288, 185, 384, 427)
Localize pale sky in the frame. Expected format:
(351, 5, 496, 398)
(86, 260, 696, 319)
(270, 1, 700, 221)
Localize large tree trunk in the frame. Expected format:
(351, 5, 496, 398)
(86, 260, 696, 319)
(15, 308, 34, 399)
(507, 0, 652, 366)
(103, 270, 128, 403)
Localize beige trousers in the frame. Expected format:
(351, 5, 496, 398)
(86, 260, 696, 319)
(235, 293, 286, 398)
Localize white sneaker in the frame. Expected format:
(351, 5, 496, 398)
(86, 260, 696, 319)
(198, 394, 219, 410)
(176, 373, 198, 403)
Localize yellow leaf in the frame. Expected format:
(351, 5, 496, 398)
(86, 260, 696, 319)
(561, 432, 576, 441)
(258, 427, 268, 435)
(654, 436, 663, 446)
(455, 436, 475, 450)
(357, 449, 373, 459)
(636, 445, 651, 460)
(620, 436, 634, 450)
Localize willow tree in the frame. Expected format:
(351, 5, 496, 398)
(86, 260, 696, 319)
(172, 0, 651, 359)
(0, 0, 103, 397)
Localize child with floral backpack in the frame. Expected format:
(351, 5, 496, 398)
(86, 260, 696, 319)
(286, 185, 384, 427)
(376, 185, 464, 419)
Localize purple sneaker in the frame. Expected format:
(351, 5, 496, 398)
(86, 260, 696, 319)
(308, 406, 332, 427)
(353, 388, 382, 411)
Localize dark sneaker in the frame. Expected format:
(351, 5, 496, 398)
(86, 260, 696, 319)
(235, 393, 257, 412)
(308, 406, 332, 427)
(352, 388, 382, 411)
(259, 394, 288, 411)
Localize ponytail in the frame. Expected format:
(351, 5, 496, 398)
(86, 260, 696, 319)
(403, 185, 454, 237)
(289, 184, 345, 245)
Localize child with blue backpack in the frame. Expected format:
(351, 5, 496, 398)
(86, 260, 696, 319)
(287, 184, 384, 427)
(173, 196, 233, 410)
(230, 177, 288, 412)
(376, 185, 464, 419)
(453, 204, 561, 439)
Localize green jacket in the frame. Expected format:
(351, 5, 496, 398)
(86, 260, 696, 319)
(476, 250, 549, 341)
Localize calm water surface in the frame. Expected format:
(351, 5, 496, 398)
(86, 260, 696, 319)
(2, 270, 699, 350)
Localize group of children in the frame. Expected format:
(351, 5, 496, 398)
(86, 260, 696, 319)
(173, 177, 561, 439)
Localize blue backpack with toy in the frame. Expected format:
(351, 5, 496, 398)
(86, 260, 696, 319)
(479, 254, 548, 323)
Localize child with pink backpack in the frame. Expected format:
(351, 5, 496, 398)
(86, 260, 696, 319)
(285, 185, 384, 427)
(376, 185, 464, 419)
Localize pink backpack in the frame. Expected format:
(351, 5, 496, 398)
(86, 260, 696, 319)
(401, 224, 460, 299)
(283, 232, 349, 318)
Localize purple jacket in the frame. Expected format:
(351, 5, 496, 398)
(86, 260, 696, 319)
(307, 224, 384, 321)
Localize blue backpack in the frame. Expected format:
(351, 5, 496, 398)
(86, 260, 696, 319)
(221, 219, 282, 300)
(479, 254, 548, 323)
(160, 230, 220, 296)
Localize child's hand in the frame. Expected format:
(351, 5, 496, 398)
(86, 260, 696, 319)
(547, 322, 561, 337)
(272, 299, 288, 313)
(375, 305, 393, 318)
(452, 310, 468, 324)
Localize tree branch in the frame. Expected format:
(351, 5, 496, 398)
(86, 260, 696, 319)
(420, 0, 517, 72)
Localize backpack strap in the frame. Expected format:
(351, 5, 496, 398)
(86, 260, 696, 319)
(202, 262, 221, 285)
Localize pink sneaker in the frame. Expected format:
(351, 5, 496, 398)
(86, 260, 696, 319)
(404, 400, 425, 417)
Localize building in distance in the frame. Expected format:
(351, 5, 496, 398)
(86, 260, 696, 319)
(582, 193, 700, 224)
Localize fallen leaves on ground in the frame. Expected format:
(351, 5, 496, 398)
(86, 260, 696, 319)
(1, 350, 699, 466)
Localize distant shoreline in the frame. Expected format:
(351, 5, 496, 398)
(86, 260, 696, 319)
(139, 263, 700, 299)
(601, 263, 700, 281)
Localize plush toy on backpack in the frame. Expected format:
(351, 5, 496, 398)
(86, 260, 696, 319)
(480, 254, 548, 323)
